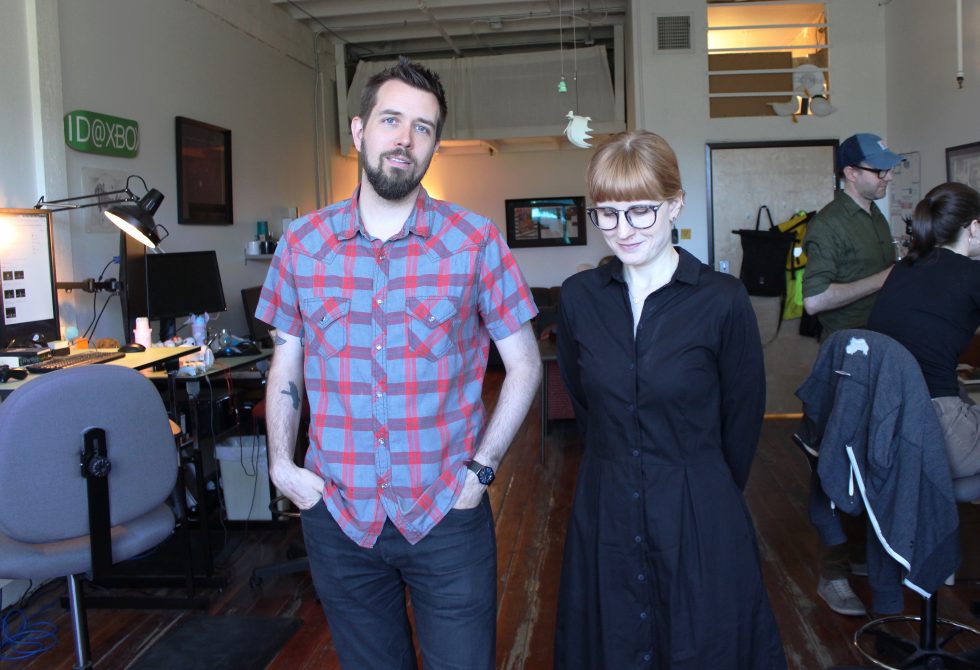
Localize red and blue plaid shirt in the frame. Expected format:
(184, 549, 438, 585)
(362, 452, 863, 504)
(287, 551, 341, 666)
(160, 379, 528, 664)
(256, 187, 536, 547)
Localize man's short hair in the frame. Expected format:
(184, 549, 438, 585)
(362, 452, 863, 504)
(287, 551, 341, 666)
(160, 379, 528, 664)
(359, 57, 448, 141)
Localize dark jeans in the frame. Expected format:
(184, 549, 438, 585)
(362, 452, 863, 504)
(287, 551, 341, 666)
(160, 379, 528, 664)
(301, 495, 497, 670)
(820, 510, 868, 580)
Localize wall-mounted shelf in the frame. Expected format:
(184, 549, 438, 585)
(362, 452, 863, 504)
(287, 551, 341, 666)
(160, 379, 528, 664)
(244, 253, 273, 263)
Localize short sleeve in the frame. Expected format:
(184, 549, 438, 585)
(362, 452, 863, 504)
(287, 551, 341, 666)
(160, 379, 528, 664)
(254, 242, 304, 338)
(477, 223, 538, 340)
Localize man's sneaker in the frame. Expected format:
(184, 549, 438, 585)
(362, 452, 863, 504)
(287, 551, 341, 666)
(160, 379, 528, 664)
(817, 577, 867, 616)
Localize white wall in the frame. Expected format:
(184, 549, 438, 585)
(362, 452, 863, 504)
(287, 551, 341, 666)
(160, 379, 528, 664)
(0, 2, 37, 207)
(331, 148, 607, 289)
(885, 0, 980, 189)
(630, 0, 890, 262)
(329, 0, 893, 288)
(2, 0, 330, 343)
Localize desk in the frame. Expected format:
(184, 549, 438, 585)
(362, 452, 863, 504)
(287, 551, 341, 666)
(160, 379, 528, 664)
(143, 350, 273, 571)
(0, 346, 196, 399)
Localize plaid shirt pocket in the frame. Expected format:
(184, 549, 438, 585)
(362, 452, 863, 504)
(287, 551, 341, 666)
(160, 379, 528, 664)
(407, 295, 459, 361)
(302, 296, 350, 358)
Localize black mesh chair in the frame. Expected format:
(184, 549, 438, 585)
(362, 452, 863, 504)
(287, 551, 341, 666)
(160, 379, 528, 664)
(797, 330, 980, 669)
(0, 366, 178, 669)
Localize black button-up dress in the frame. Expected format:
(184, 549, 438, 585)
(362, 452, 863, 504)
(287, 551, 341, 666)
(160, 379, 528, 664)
(553, 249, 786, 669)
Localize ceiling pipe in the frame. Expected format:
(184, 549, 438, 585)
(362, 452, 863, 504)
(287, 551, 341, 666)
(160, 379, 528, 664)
(418, 1, 462, 56)
(956, 0, 964, 88)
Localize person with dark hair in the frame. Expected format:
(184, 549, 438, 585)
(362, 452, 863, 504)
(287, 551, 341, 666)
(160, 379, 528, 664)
(255, 57, 541, 669)
(553, 130, 786, 669)
(869, 182, 980, 480)
(801, 132, 902, 617)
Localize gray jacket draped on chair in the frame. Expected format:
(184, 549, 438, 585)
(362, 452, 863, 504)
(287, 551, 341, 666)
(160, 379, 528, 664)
(796, 329, 960, 613)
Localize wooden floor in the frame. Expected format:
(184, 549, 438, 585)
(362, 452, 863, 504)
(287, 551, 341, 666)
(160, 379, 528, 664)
(4, 370, 980, 669)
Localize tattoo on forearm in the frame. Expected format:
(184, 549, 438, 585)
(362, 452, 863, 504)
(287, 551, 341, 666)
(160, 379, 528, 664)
(275, 335, 286, 345)
(281, 382, 300, 410)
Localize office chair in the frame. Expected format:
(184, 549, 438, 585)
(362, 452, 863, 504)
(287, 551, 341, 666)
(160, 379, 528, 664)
(247, 394, 312, 589)
(0, 366, 178, 670)
(796, 330, 980, 669)
(241, 285, 273, 347)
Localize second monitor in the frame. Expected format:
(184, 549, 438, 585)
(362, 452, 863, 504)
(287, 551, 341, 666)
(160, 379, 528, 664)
(145, 250, 226, 341)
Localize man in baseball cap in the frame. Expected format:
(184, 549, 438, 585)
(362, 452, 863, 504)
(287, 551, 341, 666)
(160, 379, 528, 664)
(801, 132, 903, 617)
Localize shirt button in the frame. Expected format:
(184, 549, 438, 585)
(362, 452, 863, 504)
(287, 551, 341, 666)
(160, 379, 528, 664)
(643, 653, 651, 662)
(376, 299, 383, 305)
(627, 404, 635, 412)
(632, 449, 639, 457)
(376, 344, 382, 350)
(428, 316, 435, 322)
(634, 535, 642, 543)
(637, 573, 646, 582)
(379, 438, 385, 445)
(628, 363, 635, 370)
(376, 391, 382, 398)
(639, 611, 647, 620)
(633, 491, 640, 499)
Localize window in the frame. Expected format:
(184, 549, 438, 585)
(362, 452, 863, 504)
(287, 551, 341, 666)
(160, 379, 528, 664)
(707, 1, 829, 119)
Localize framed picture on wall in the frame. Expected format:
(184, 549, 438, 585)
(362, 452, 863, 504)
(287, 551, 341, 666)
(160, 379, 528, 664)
(946, 140, 980, 191)
(505, 196, 587, 249)
(175, 116, 233, 225)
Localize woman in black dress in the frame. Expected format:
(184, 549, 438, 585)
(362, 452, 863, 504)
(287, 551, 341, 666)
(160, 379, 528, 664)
(553, 131, 786, 669)
(869, 182, 980, 480)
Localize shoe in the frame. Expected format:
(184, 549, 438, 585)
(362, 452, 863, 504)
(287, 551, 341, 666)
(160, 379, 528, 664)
(817, 577, 867, 616)
(850, 561, 868, 576)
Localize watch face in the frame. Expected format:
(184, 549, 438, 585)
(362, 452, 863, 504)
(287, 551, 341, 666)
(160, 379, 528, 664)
(476, 466, 495, 486)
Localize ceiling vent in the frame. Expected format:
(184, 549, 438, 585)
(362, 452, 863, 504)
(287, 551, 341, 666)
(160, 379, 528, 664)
(656, 14, 693, 53)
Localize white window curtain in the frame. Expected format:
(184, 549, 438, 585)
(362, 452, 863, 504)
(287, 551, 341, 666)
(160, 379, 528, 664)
(347, 46, 617, 142)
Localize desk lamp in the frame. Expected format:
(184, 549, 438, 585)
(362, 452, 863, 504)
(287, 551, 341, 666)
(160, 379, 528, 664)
(35, 175, 168, 250)
(35, 175, 169, 342)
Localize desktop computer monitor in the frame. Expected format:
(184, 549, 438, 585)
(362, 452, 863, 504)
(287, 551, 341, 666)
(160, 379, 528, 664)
(145, 250, 227, 340)
(0, 209, 61, 348)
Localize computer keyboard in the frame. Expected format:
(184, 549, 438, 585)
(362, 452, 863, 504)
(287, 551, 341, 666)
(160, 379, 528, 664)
(26, 350, 126, 374)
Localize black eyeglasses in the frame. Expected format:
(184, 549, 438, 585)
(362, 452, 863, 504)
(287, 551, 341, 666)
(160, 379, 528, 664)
(849, 165, 893, 179)
(586, 204, 662, 230)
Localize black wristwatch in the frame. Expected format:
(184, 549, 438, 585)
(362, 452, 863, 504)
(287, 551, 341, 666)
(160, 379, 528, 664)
(467, 460, 495, 486)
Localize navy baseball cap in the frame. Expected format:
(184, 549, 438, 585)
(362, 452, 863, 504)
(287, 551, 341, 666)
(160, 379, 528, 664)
(838, 133, 901, 171)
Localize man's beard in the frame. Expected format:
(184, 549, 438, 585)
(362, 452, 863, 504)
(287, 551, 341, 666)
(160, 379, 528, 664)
(362, 148, 431, 201)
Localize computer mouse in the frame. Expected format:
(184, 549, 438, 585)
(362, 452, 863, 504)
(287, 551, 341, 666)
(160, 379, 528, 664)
(0, 365, 28, 382)
(118, 343, 147, 353)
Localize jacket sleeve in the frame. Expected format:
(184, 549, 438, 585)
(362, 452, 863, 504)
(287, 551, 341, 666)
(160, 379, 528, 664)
(718, 285, 767, 490)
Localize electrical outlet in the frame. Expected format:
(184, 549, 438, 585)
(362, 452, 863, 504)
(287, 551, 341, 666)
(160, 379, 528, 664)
(719, 260, 730, 274)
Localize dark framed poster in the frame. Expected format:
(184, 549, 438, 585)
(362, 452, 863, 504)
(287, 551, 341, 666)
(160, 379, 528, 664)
(175, 116, 233, 224)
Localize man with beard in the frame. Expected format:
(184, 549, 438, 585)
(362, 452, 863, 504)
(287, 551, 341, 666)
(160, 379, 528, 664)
(801, 132, 902, 619)
(255, 58, 541, 669)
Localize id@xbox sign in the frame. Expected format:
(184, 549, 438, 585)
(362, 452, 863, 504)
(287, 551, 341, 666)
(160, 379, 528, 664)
(64, 110, 139, 158)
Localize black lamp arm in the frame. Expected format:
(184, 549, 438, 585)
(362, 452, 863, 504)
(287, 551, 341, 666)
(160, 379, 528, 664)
(35, 187, 137, 212)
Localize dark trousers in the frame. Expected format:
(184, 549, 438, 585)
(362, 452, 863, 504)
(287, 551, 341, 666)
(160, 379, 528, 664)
(300, 496, 497, 670)
(820, 510, 868, 580)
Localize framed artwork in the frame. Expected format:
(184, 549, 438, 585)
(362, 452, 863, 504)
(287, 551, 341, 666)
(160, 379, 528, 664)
(946, 140, 980, 191)
(175, 116, 233, 224)
(505, 196, 587, 249)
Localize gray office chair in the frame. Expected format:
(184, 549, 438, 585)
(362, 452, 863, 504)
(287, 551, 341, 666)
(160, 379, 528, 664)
(0, 365, 178, 670)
